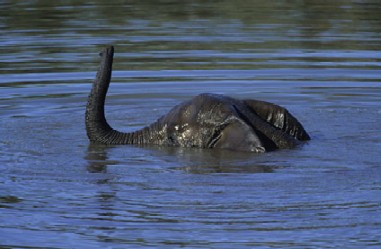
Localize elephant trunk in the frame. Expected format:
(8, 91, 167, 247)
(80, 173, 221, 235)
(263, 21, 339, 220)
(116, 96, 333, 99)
(86, 46, 151, 145)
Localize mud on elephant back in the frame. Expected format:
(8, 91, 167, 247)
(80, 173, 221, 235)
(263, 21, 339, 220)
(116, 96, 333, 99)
(85, 46, 310, 153)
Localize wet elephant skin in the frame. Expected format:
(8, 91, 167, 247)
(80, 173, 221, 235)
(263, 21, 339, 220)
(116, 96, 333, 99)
(86, 46, 310, 152)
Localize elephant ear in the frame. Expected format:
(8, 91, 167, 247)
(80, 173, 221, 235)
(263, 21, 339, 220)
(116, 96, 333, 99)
(243, 99, 310, 141)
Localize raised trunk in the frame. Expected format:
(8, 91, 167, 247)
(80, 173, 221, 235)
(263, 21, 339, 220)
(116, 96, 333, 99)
(85, 46, 156, 145)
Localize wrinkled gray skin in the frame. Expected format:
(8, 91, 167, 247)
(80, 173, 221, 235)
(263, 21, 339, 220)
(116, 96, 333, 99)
(86, 46, 310, 152)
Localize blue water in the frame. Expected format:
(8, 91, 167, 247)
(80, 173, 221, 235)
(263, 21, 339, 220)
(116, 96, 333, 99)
(1, 1, 381, 248)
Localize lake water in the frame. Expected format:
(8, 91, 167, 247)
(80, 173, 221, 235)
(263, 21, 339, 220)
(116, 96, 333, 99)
(1, 1, 380, 248)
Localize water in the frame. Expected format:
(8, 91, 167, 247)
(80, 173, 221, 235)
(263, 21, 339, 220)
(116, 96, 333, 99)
(1, 1, 381, 248)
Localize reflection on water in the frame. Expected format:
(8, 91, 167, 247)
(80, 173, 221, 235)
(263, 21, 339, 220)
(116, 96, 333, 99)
(1, 0, 381, 74)
(87, 144, 276, 174)
(86, 144, 111, 173)
(0, 1, 381, 248)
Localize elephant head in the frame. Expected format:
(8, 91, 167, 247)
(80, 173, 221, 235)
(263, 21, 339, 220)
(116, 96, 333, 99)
(86, 46, 310, 152)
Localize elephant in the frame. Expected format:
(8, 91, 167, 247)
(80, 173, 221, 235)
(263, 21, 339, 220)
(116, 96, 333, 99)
(86, 46, 310, 152)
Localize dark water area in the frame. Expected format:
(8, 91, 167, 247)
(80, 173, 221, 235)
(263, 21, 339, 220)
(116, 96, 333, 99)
(1, 1, 381, 248)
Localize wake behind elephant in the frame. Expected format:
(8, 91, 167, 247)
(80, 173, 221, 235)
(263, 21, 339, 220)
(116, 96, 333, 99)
(86, 46, 310, 152)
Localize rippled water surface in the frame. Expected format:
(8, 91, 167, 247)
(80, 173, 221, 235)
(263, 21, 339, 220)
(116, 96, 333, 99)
(1, 1, 381, 248)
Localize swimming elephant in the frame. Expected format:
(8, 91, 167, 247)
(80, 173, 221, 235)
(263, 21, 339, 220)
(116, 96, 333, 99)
(86, 46, 310, 152)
